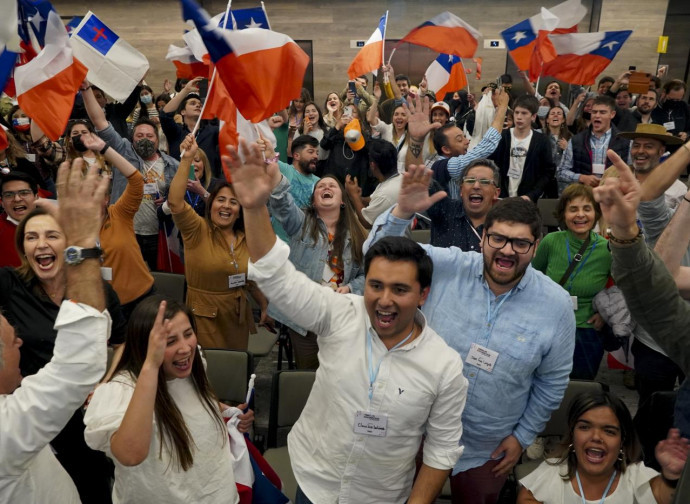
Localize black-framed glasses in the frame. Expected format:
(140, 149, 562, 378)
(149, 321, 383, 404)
(485, 233, 535, 254)
(462, 177, 496, 186)
(2, 189, 34, 200)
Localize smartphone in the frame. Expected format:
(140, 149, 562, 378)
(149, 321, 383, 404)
(348, 81, 360, 105)
(343, 105, 354, 119)
(188, 165, 196, 180)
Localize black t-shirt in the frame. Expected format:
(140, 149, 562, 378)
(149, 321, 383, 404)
(0, 268, 127, 377)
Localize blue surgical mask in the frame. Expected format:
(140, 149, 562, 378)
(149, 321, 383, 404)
(141, 94, 153, 105)
(537, 106, 550, 118)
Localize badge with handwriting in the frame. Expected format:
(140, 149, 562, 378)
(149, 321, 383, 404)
(354, 411, 387, 437)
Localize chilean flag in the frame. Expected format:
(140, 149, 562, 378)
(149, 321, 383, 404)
(231, 5, 271, 30)
(399, 12, 481, 58)
(14, 9, 87, 141)
(502, 0, 587, 72)
(347, 12, 387, 79)
(166, 44, 209, 79)
(541, 30, 632, 85)
(0, 0, 21, 94)
(181, 0, 309, 123)
(425, 53, 467, 98)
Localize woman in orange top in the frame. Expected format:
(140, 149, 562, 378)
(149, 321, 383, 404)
(168, 134, 268, 350)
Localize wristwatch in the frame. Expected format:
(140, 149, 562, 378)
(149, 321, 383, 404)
(64, 246, 103, 265)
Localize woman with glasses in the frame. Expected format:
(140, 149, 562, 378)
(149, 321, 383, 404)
(532, 184, 612, 379)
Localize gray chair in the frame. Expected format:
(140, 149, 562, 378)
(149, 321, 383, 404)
(248, 326, 279, 358)
(537, 198, 560, 235)
(263, 370, 316, 502)
(203, 348, 253, 405)
(151, 271, 186, 304)
(411, 228, 431, 244)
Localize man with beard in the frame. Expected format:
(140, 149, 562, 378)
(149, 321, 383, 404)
(653, 79, 690, 144)
(83, 84, 179, 271)
(0, 172, 39, 267)
(365, 167, 575, 504)
(633, 89, 659, 125)
(271, 135, 320, 242)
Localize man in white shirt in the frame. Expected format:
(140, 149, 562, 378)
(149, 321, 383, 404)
(225, 139, 468, 504)
(0, 159, 111, 503)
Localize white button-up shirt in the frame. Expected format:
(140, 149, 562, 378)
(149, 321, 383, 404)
(0, 301, 110, 503)
(249, 239, 468, 504)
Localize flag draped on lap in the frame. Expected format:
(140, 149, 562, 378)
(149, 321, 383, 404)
(541, 30, 632, 85)
(14, 7, 87, 141)
(70, 12, 149, 102)
(180, 0, 309, 123)
(347, 12, 387, 79)
(399, 12, 481, 58)
(425, 53, 467, 98)
(502, 0, 587, 73)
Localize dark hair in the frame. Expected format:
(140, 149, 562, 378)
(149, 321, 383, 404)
(156, 93, 171, 107)
(298, 101, 327, 135)
(615, 85, 631, 97)
(205, 180, 244, 232)
(368, 139, 398, 178)
(649, 76, 661, 90)
(14, 207, 56, 282)
(302, 175, 368, 265)
(432, 123, 458, 154)
(513, 95, 539, 115)
(291, 135, 319, 156)
(598, 76, 615, 87)
(485, 198, 542, 240)
(593, 95, 616, 111)
(133, 118, 160, 142)
(177, 93, 201, 116)
(288, 88, 312, 117)
(556, 184, 601, 228)
(1, 170, 38, 195)
(547, 106, 571, 141)
(464, 158, 500, 186)
(663, 79, 687, 94)
(543, 80, 562, 93)
(364, 236, 433, 290)
(111, 296, 225, 471)
(395, 74, 410, 86)
(549, 390, 642, 479)
(90, 85, 105, 97)
(137, 85, 155, 119)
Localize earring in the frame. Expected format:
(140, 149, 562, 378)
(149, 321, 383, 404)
(617, 449, 624, 462)
(340, 202, 345, 209)
(568, 443, 574, 452)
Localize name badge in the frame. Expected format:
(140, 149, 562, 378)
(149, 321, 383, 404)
(353, 411, 387, 437)
(465, 343, 499, 373)
(571, 296, 578, 311)
(663, 121, 676, 131)
(507, 165, 522, 180)
(25, 153, 36, 163)
(143, 183, 158, 195)
(228, 273, 246, 288)
(591, 163, 605, 176)
(100, 267, 113, 281)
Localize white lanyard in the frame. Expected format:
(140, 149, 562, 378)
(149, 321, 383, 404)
(366, 328, 414, 400)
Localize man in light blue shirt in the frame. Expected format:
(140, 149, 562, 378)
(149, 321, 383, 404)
(364, 166, 575, 503)
(271, 135, 320, 242)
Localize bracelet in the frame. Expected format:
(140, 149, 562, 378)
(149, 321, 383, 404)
(608, 227, 643, 244)
(202, 191, 210, 199)
(683, 195, 690, 204)
(264, 154, 279, 165)
(80, 85, 91, 91)
(99, 144, 109, 155)
(661, 473, 679, 488)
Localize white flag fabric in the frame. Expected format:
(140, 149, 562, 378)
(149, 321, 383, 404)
(70, 11, 148, 102)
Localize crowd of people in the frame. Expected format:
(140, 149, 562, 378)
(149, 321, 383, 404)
(1, 51, 690, 504)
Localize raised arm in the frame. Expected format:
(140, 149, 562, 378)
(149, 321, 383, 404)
(162, 77, 202, 114)
(82, 132, 135, 178)
(567, 91, 586, 127)
(82, 81, 108, 131)
(654, 188, 690, 296)
(168, 134, 196, 213)
(639, 141, 690, 201)
(405, 94, 442, 167)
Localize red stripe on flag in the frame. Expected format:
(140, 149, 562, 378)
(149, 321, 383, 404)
(347, 40, 383, 79)
(509, 44, 535, 72)
(18, 58, 88, 141)
(402, 26, 478, 58)
(542, 53, 613, 85)
(172, 60, 209, 79)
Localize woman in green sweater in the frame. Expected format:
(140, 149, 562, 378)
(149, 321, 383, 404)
(532, 184, 612, 379)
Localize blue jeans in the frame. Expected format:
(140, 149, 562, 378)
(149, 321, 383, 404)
(295, 486, 315, 504)
(570, 327, 604, 380)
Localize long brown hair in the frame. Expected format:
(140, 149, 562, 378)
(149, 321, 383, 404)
(301, 175, 368, 266)
(14, 207, 58, 283)
(111, 296, 225, 471)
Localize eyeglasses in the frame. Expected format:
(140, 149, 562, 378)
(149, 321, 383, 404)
(462, 177, 495, 186)
(485, 233, 535, 254)
(2, 189, 34, 200)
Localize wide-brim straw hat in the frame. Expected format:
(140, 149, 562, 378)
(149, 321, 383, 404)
(617, 123, 683, 145)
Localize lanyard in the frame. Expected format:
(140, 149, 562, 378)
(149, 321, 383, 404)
(229, 241, 239, 272)
(465, 218, 482, 242)
(486, 288, 513, 333)
(186, 190, 200, 209)
(576, 469, 616, 504)
(367, 327, 414, 400)
(565, 235, 598, 291)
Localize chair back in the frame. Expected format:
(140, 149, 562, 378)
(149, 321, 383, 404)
(151, 272, 186, 304)
(537, 198, 560, 234)
(541, 380, 606, 437)
(267, 370, 316, 448)
(203, 348, 253, 405)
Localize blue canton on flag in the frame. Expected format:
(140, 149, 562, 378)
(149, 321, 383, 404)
(231, 7, 270, 30)
(501, 18, 536, 51)
(436, 53, 461, 73)
(76, 15, 119, 56)
(590, 30, 632, 59)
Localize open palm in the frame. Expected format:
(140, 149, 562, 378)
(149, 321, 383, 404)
(221, 139, 280, 210)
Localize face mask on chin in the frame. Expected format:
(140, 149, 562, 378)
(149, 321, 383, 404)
(134, 138, 156, 158)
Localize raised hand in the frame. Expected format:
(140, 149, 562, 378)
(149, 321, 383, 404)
(183, 76, 203, 94)
(180, 134, 198, 160)
(345, 174, 361, 199)
(81, 132, 106, 154)
(656, 428, 690, 479)
(145, 301, 171, 370)
(405, 93, 442, 141)
(392, 164, 447, 219)
(222, 138, 281, 210)
(593, 150, 641, 239)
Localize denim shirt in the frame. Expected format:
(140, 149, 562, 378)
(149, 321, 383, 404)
(364, 207, 575, 472)
(268, 176, 365, 334)
(97, 123, 179, 203)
